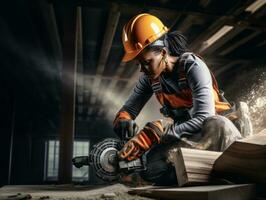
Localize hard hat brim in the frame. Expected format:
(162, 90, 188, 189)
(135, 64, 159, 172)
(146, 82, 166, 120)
(122, 49, 142, 62)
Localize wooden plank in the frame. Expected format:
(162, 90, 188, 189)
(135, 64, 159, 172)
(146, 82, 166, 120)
(213, 129, 266, 184)
(174, 148, 188, 187)
(172, 148, 222, 186)
(128, 184, 255, 200)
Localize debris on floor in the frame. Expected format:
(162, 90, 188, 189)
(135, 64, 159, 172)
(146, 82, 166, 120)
(0, 184, 151, 200)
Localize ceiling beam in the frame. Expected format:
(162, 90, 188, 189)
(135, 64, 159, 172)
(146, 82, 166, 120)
(189, 0, 262, 53)
(219, 31, 261, 56)
(70, 0, 265, 28)
(84, 73, 129, 81)
(50, 0, 266, 30)
(189, 16, 235, 53)
(205, 56, 266, 65)
(91, 3, 120, 101)
(199, 26, 245, 55)
(175, 15, 205, 34)
(40, 3, 62, 68)
(70, 0, 242, 18)
(214, 60, 247, 77)
(96, 3, 120, 75)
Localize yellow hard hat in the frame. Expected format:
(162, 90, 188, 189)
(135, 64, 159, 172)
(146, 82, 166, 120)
(122, 13, 169, 62)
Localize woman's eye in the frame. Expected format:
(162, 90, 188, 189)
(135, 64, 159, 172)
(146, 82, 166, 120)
(144, 60, 150, 65)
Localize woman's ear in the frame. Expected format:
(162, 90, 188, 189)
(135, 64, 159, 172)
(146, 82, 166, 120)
(161, 48, 167, 57)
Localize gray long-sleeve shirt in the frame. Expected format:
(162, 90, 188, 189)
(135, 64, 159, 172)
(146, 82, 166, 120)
(119, 52, 215, 140)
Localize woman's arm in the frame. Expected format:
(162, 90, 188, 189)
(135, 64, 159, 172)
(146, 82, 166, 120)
(165, 53, 215, 140)
(114, 74, 153, 121)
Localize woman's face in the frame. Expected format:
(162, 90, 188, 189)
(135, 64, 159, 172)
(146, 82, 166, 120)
(136, 49, 166, 79)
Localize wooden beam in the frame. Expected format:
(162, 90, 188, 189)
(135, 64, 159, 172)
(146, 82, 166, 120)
(51, 0, 266, 30)
(175, 15, 205, 34)
(52, 0, 266, 33)
(172, 148, 222, 187)
(74, 0, 259, 23)
(214, 60, 247, 77)
(95, 3, 120, 75)
(213, 129, 266, 184)
(203, 56, 266, 68)
(58, 5, 78, 183)
(200, 27, 245, 56)
(129, 184, 256, 200)
(40, 3, 62, 68)
(219, 31, 261, 56)
(85, 73, 129, 81)
(91, 3, 120, 106)
(189, 0, 259, 53)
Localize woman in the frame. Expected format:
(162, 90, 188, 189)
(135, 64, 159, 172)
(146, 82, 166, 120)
(113, 13, 242, 185)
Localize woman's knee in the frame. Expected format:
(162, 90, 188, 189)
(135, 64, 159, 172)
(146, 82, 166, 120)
(202, 115, 242, 148)
(203, 115, 240, 134)
(202, 115, 242, 138)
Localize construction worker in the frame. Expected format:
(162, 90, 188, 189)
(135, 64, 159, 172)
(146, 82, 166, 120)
(113, 13, 251, 185)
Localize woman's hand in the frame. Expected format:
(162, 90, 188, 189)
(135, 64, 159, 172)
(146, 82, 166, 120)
(113, 119, 139, 140)
(118, 120, 164, 161)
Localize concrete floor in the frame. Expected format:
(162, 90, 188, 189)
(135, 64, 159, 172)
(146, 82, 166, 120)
(0, 184, 152, 200)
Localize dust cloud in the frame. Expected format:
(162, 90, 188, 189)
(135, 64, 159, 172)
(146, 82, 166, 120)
(76, 73, 162, 129)
(240, 72, 266, 133)
(225, 67, 266, 134)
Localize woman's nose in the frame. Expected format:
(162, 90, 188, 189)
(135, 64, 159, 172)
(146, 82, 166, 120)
(139, 64, 144, 72)
(140, 64, 149, 73)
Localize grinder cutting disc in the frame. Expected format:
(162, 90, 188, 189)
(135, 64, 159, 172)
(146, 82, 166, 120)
(89, 138, 123, 182)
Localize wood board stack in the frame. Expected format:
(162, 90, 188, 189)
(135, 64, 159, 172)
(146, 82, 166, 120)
(129, 129, 266, 200)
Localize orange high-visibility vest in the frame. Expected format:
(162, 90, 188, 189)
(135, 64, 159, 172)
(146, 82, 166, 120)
(151, 66, 231, 114)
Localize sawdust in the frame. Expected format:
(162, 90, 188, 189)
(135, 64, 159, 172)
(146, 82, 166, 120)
(224, 67, 266, 134)
(238, 72, 266, 134)
(0, 184, 152, 200)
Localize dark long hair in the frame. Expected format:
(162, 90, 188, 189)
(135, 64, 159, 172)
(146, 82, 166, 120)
(144, 31, 188, 56)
